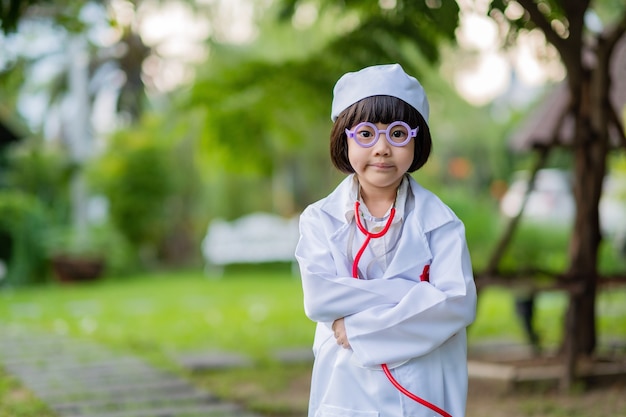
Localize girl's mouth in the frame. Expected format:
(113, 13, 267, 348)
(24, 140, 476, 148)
(371, 163, 393, 169)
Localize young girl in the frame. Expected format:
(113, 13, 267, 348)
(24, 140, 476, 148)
(295, 64, 477, 417)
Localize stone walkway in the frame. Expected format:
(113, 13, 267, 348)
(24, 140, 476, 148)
(0, 326, 263, 417)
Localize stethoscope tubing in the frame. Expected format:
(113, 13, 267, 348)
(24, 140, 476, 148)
(352, 201, 453, 417)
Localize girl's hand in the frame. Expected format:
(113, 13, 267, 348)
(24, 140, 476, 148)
(332, 318, 351, 349)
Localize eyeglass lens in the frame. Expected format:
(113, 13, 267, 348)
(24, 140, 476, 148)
(345, 121, 417, 147)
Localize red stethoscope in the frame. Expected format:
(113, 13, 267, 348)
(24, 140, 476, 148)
(353, 201, 452, 417)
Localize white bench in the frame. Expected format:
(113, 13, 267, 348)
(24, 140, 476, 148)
(201, 212, 300, 276)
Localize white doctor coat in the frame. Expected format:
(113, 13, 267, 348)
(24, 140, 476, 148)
(295, 174, 477, 417)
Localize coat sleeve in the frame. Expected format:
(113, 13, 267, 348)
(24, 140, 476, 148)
(344, 219, 477, 367)
(296, 205, 416, 323)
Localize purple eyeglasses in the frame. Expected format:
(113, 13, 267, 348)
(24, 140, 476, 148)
(345, 121, 418, 148)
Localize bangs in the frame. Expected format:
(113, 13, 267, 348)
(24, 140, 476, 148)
(350, 96, 420, 126)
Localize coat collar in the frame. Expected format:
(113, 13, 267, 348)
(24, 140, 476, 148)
(317, 174, 456, 233)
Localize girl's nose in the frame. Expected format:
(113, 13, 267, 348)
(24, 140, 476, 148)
(373, 133, 391, 155)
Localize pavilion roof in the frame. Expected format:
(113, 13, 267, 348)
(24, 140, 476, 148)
(509, 35, 626, 152)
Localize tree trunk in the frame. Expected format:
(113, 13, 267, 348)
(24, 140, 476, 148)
(561, 54, 611, 389)
(565, 135, 602, 356)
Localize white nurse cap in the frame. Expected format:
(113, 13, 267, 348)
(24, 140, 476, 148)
(331, 63, 430, 123)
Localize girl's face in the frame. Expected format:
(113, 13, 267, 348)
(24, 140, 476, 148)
(347, 121, 415, 195)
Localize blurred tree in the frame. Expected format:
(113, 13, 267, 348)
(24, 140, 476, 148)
(1, 0, 81, 34)
(189, 0, 460, 215)
(89, 126, 175, 266)
(87, 113, 206, 268)
(1, 1, 151, 134)
(0, 189, 48, 285)
(1, 0, 152, 262)
(218, 0, 626, 389)
(485, 0, 626, 388)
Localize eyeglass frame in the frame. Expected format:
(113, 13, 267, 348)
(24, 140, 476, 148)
(345, 121, 419, 148)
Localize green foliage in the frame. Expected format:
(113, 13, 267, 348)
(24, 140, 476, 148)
(437, 185, 626, 275)
(186, 0, 464, 212)
(1, 137, 137, 279)
(277, 0, 459, 63)
(3, 138, 74, 223)
(598, 239, 626, 276)
(416, 52, 524, 190)
(88, 115, 206, 267)
(190, 51, 331, 175)
(0, 190, 49, 286)
(89, 130, 174, 260)
(500, 223, 571, 273)
(610, 152, 626, 176)
(42, 223, 135, 277)
(436, 186, 502, 271)
(0, 0, 89, 34)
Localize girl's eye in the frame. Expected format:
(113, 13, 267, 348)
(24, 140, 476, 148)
(389, 127, 409, 142)
(358, 130, 373, 138)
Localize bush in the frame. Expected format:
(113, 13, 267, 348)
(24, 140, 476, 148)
(88, 120, 206, 268)
(0, 190, 49, 286)
(3, 138, 73, 224)
(42, 223, 137, 278)
(437, 186, 502, 271)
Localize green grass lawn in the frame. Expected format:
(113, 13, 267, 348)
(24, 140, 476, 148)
(2, 267, 624, 357)
(1, 267, 315, 362)
(1, 267, 625, 416)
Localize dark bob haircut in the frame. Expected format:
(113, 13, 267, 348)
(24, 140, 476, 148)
(330, 95, 432, 174)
